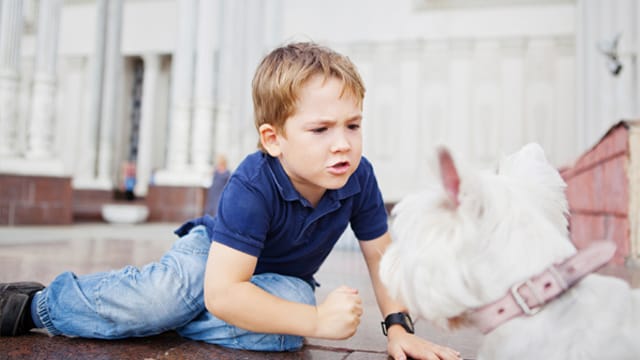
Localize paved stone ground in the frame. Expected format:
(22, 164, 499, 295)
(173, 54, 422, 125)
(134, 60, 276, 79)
(0, 223, 638, 359)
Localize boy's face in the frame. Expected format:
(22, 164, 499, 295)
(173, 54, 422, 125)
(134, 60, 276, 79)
(261, 74, 363, 205)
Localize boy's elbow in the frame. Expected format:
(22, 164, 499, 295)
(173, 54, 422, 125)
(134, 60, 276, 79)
(204, 283, 237, 321)
(204, 284, 224, 316)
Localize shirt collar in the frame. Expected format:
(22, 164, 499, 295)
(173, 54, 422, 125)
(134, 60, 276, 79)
(266, 154, 362, 207)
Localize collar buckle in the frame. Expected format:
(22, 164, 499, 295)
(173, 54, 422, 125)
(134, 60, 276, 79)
(510, 280, 542, 316)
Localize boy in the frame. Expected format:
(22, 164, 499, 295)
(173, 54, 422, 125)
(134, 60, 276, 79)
(0, 42, 461, 360)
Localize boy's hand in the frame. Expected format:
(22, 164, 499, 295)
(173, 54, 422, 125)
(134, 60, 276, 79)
(314, 286, 363, 339)
(386, 326, 462, 360)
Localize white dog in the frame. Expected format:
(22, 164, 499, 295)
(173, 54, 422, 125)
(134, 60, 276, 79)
(379, 143, 640, 360)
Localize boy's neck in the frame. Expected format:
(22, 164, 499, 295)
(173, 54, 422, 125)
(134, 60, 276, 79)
(301, 189, 326, 208)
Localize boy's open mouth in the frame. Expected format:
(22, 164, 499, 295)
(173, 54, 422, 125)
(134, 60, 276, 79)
(328, 161, 350, 174)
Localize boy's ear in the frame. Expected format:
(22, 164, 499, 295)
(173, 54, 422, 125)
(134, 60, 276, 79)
(259, 124, 282, 157)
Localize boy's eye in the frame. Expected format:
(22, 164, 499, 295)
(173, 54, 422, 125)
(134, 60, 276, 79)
(348, 124, 360, 130)
(311, 127, 327, 133)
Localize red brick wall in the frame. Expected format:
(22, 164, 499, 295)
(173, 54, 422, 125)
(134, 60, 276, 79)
(0, 174, 210, 225)
(73, 189, 118, 222)
(561, 122, 630, 264)
(146, 185, 206, 223)
(0, 174, 73, 225)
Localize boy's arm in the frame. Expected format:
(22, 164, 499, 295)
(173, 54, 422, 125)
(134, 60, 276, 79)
(204, 241, 362, 339)
(359, 231, 461, 360)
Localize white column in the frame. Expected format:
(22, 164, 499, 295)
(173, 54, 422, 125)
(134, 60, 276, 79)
(26, 0, 62, 159)
(523, 39, 555, 153)
(191, 0, 218, 172)
(166, 0, 197, 172)
(575, 0, 589, 152)
(448, 39, 473, 158)
(214, 0, 238, 164)
(355, 48, 374, 154)
(396, 42, 420, 199)
(636, 0, 640, 118)
(74, 0, 107, 188)
(500, 39, 525, 155)
(471, 40, 500, 163)
(135, 54, 160, 196)
(96, 0, 123, 187)
(240, 0, 266, 153)
(262, 0, 283, 50)
(420, 40, 449, 155)
(369, 44, 396, 160)
(553, 37, 577, 166)
(0, 0, 23, 157)
(59, 57, 87, 177)
(615, 0, 637, 120)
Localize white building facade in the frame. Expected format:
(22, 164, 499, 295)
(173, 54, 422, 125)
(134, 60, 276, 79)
(0, 0, 638, 220)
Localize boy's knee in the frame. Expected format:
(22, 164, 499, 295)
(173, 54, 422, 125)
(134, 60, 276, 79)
(171, 225, 211, 256)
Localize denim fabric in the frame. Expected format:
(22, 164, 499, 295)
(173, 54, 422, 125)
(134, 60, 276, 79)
(32, 225, 315, 352)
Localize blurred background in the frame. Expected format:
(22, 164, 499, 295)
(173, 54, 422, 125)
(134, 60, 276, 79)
(0, 0, 638, 231)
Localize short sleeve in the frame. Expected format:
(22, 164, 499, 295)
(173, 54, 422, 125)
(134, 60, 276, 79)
(212, 177, 271, 257)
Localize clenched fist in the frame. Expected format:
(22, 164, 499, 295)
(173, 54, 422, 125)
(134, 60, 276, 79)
(314, 286, 363, 339)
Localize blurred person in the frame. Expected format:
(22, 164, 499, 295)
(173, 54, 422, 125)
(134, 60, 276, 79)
(121, 161, 137, 201)
(204, 154, 231, 217)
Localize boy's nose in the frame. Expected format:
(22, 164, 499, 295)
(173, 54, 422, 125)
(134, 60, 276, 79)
(331, 130, 351, 152)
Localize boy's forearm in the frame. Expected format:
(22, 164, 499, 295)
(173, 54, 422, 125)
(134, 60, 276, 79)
(369, 259, 409, 317)
(359, 233, 409, 317)
(206, 280, 318, 337)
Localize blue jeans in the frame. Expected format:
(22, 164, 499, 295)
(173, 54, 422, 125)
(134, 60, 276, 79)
(32, 225, 316, 351)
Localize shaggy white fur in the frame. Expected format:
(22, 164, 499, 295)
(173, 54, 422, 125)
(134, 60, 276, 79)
(379, 143, 640, 360)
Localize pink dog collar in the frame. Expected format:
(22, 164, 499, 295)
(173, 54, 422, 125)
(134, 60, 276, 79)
(468, 241, 616, 334)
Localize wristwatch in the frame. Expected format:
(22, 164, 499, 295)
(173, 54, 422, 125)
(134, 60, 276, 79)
(381, 312, 415, 336)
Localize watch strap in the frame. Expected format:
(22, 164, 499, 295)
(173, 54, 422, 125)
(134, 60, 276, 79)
(381, 312, 414, 336)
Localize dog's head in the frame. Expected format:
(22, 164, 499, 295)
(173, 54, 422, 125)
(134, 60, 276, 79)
(379, 143, 577, 330)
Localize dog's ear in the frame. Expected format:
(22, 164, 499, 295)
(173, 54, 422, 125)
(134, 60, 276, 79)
(438, 147, 460, 207)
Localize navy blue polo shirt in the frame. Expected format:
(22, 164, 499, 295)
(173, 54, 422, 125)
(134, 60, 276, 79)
(175, 151, 388, 286)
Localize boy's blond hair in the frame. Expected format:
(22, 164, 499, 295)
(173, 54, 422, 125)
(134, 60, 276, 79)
(252, 42, 366, 151)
